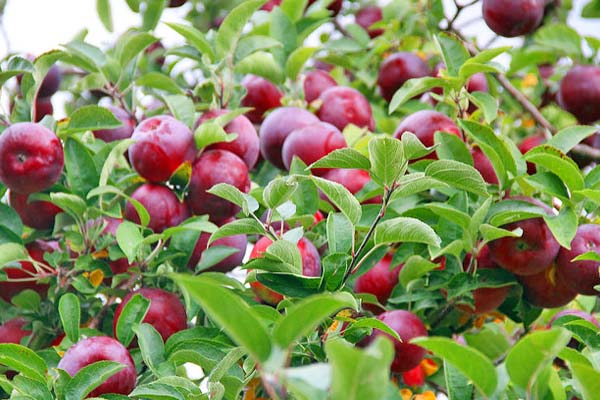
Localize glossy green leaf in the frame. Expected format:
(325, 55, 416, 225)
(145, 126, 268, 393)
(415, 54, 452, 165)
(389, 77, 446, 113)
(468, 91, 498, 124)
(524, 145, 584, 194)
(435, 32, 470, 76)
(58, 294, 80, 343)
(368, 136, 406, 188)
(286, 47, 317, 80)
(136, 72, 183, 94)
(115, 294, 150, 347)
(64, 138, 99, 197)
(399, 256, 440, 287)
(209, 218, 265, 244)
(546, 125, 597, 153)
(216, 0, 265, 59)
(134, 323, 170, 377)
(64, 361, 124, 400)
(425, 160, 489, 197)
(434, 131, 473, 165)
(63, 105, 122, 134)
(308, 148, 371, 171)
(206, 183, 258, 216)
(569, 361, 600, 400)
(162, 95, 195, 129)
(141, 0, 167, 31)
(374, 217, 441, 247)
(0, 344, 47, 383)
(264, 178, 298, 209)
(235, 51, 284, 84)
(96, 0, 113, 31)
(543, 206, 577, 249)
(117, 32, 157, 67)
(165, 22, 215, 62)
(116, 221, 143, 263)
(311, 176, 361, 225)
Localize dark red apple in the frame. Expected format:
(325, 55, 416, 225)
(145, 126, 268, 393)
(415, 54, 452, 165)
(393, 110, 462, 159)
(539, 64, 556, 106)
(471, 145, 499, 185)
(128, 115, 196, 183)
(488, 197, 559, 276)
(93, 106, 136, 143)
(196, 109, 260, 169)
(460, 245, 510, 314)
(281, 121, 346, 175)
(249, 236, 322, 305)
(186, 150, 251, 223)
(8, 190, 62, 230)
(37, 64, 62, 98)
(321, 168, 381, 203)
(556, 224, 600, 295)
(519, 263, 577, 308)
(34, 96, 53, 122)
(0, 122, 64, 194)
(377, 52, 430, 102)
(519, 134, 545, 174)
(354, 254, 401, 313)
(241, 75, 283, 124)
(168, 0, 187, 6)
(482, 0, 545, 37)
(317, 86, 375, 131)
(402, 364, 426, 387)
(303, 70, 337, 103)
(57, 336, 136, 397)
(356, 6, 384, 38)
(0, 240, 59, 302)
(557, 65, 600, 124)
(0, 318, 31, 344)
(259, 107, 320, 169)
(114, 288, 187, 342)
(364, 310, 428, 373)
(188, 218, 248, 273)
(125, 183, 190, 233)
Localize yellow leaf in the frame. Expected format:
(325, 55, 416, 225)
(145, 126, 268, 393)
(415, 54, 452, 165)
(400, 388, 413, 400)
(522, 73, 538, 88)
(89, 269, 104, 287)
(421, 358, 439, 377)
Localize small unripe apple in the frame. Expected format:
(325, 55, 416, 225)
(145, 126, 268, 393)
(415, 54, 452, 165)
(58, 336, 137, 397)
(114, 288, 187, 342)
(0, 122, 64, 194)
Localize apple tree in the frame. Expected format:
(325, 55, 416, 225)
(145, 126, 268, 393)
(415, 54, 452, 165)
(0, 0, 600, 399)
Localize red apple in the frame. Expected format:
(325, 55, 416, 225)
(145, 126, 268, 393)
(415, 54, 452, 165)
(354, 254, 401, 313)
(519, 134, 545, 174)
(168, 0, 187, 6)
(519, 263, 577, 308)
(402, 364, 426, 387)
(57, 336, 136, 397)
(249, 236, 322, 305)
(114, 288, 187, 342)
(281, 121, 346, 174)
(128, 115, 196, 183)
(8, 190, 62, 230)
(125, 183, 190, 233)
(241, 75, 283, 124)
(0, 122, 64, 194)
(364, 310, 428, 373)
(557, 65, 600, 124)
(356, 6, 384, 38)
(377, 52, 430, 102)
(393, 110, 462, 159)
(0, 318, 31, 344)
(188, 218, 248, 273)
(196, 109, 260, 169)
(488, 197, 559, 276)
(186, 149, 251, 223)
(317, 86, 375, 131)
(303, 70, 337, 103)
(482, 0, 545, 37)
(93, 106, 136, 143)
(37, 64, 62, 98)
(34, 96, 53, 122)
(556, 224, 600, 295)
(259, 107, 320, 169)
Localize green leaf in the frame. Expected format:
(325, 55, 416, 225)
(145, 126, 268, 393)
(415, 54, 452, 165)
(546, 125, 597, 153)
(534, 23, 582, 58)
(88, 185, 150, 227)
(235, 35, 283, 62)
(194, 120, 237, 150)
(412, 337, 497, 397)
(142, 0, 167, 31)
(543, 206, 577, 249)
(424, 203, 471, 229)
(327, 213, 353, 254)
(325, 337, 394, 400)
(165, 22, 215, 62)
(310, 176, 362, 225)
(11, 375, 53, 400)
(64, 138, 99, 197)
(0, 203, 24, 237)
(569, 361, 600, 400)
(468, 91, 498, 124)
(163, 95, 195, 129)
(399, 255, 440, 287)
(116, 221, 143, 263)
(281, 0, 309, 22)
(115, 294, 150, 347)
(134, 323, 169, 377)
(49, 193, 87, 221)
(582, 0, 600, 18)
(63, 105, 122, 133)
(368, 136, 406, 188)
(273, 292, 357, 348)
(264, 239, 302, 274)
(374, 217, 441, 247)
(308, 148, 371, 171)
(96, 0, 113, 32)
(390, 173, 450, 200)
(0, 242, 28, 266)
(264, 178, 298, 209)
(285, 47, 317, 80)
(171, 274, 272, 362)
(524, 145, 584, 194)
(235, 51, 284, 84)
(58, 294, 80, 343)
(425, 160, 489, 197)
(505, 328, 572, 390)
(209, 218, 265, 244)
(0, 344, 47, 383)
(216, 0, 266, 59)
(117, 32, 157, 67)
(444, 360, 472, 400)
(136, 72, 183, 94)
(98, 139, 135, 186)
(207, 183, 258, 216)
(64, 361, 124, 400)
(63, 41, 106, 73)
(435, 32, 470, 76)
(434, 131, 473, 165)
(389, 77, 446, 113)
